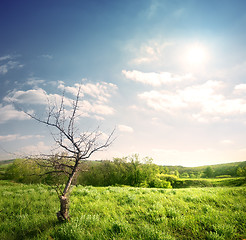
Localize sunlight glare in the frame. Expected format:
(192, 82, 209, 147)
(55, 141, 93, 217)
(185, 44, 208, 66)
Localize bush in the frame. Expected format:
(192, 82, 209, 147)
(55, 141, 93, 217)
(4, 158, 68, 184)
(148, 178, 172, 188)
(216, 175, 232, 178)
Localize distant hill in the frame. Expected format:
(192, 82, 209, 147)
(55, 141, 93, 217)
(0, 159, 15, 165)
(162, 161, 246, 178)
(0, 158, 245, 178)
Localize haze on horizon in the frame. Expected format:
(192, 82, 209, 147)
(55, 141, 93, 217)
(0, 0, 246, 167)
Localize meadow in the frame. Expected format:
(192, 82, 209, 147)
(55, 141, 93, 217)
(1, 180, 246, 240)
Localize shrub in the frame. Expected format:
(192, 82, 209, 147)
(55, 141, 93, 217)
(216, 175, 232, 178)
(148, 178, 172, 188)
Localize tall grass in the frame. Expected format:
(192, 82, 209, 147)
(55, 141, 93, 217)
(0, 180, 245, 239)
(0, 181, 59, 239)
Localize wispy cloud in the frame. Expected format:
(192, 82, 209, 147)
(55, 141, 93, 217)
(76, 100, 115, 119)
(40, 54, 53, 59)
(127, 40, 173, 65)
(138, 80, 246, 122)
(3, 80, 117, 122)
(26, 77, 46, 87)
(57, 81, 117, 119)
(220, 139, 233, 145)
(0, 104, 29, 124)
(18, 141, 53, 156)
(151, 147, 220, 166)
(122, 70, 192, 86)
(58, 81, 118, 103)
(118, 124, 134, 133)
(4, 88, 72, 107)
(234, 84, 246, 94)
(0, 55, 24, 75)
(0, 55, 12, 61)
(0, 134, 44, 142)
(0, 134, 18, 142)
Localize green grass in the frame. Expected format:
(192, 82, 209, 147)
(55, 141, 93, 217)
(0, 163, 11, 180)
(0, 181, 59, 239)
(174, 177, 246, 188)
(0, 180, 246, 240)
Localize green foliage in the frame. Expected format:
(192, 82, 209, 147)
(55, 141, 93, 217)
(4, 159, 44, 183)
(1, 181, 246, 240)
(216, 175, 232, 178)
(204, 166, 215, 178)
(4, 158, 69, 185)
(77, 154, 162, 188)
(0, 163, 12, 180)
(163, 161, 246, 178)
(172, 177, 246, 188)
(0, 181, 59, 239)
(237, 166, 246, 178)
(4, 158, 246, 190)
(148, 178, 172, 188)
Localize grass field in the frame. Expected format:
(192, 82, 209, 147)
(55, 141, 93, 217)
(0, 180, 246, 240)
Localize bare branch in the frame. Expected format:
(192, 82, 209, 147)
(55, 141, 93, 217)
(22, 85, 115, 221)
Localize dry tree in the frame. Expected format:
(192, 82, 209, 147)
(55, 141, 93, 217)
(25, 86, 115, 221)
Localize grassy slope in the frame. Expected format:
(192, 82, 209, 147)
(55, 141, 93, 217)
(165, 161, 246, 176)
(0, 163, 11, 180)
(0, 159, 15, 165)
(173, 177, 246, 188)
(0, 180, 245, 240)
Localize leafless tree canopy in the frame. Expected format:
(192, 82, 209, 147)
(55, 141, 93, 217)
(25, 86, 115, 221)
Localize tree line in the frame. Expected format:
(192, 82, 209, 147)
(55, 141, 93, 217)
(4, 154, 246, 188)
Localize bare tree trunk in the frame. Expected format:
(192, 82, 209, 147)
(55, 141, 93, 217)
(24, 87, 115, 221)
(56, 160, 79, 221)
(57, 195, 69, 221)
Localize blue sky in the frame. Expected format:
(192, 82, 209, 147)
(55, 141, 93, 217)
(1, 0, 246, 166)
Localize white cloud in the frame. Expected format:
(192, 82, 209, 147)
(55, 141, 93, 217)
(138, 80, 246, 122)
(118, 124, 134, 133)
(0, 134, 18, 142)
(0, 58, 24, 75)
(234, 84, 246, 94)
(3, 81, 117, 122)
(0, 104, 29, 124)
(77, 100, 115, 118)
(0, 134, 44, 142)
(91, 104, 115, 115)
(4, 88, 72, 107)
(2, 80, 117, 124)
(220, 139, 233, 145)
(58, 81, 118, 103)
(4, 88, 47, 104)
(0, 55, 12, 61)
(26, 77, 46, 86)
(57, 81, 117, 119)
(41, 54, 53, 59)
(122, 70, 192, 86)
(19, 141, 53, 156)
(139, 90, 187, 112)
(150, 147, 225, 166)
(0, 64, 9, 74)
(216, 61, 246, 82)
(128, 40, 173, 65)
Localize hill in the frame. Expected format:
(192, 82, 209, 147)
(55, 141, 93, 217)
(0, 159, 15, 165)
(162, 161, 246, 178)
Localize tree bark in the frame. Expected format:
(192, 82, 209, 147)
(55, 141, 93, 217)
(63, 160, 79, 196)
(57, 195, 69, 221)
(56, 159, 79, 221)
(24, 86, 115, 222)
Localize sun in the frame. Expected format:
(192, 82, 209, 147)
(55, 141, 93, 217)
(185, 44, 208, 66)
